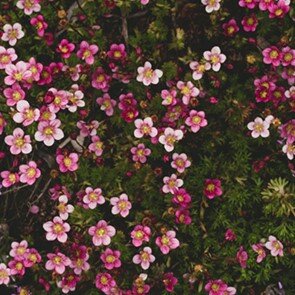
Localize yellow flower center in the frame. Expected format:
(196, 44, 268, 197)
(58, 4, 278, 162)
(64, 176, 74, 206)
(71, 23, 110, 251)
(15, 137, 25, 147)
(207, 183, 215, 192)
(53, 224, 63, 234)
(161, 236, 170, 245)
(270, 50, 278, 59)
(114, 51, 122, 58)
(14, 72, 23, 81)
(8, 173, 16, 183)
(63, 157, 72, 167)
(135, 231, 143, 239)
(53, 256, 62, 264)
(44, 127, 53, 135)
(96, 228, 105, 236)
(27, 167, 36, 178)
(144, 69, 153, 79)
(106, 255, 115, 263)
(96, 74, 105, 82)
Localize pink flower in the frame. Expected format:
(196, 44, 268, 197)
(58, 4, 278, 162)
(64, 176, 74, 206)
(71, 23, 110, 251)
(259, 0, 274, 11)
(162, 174, 184, 194)
(262, 46, 281, 67)
(222, 19, 239, 36)
(35, 119, 64, 146)
(57, 39, 75, 59)
(224, 229, 236, 241)
(176, 81, 199, 105)
(175, 208, 192, 224)
(201, 0, 221, 13)
(1, 171, 19, 188)
(163, 272, 178, 292)
(203, 46, 226, 72)
(281, 46, 295, 67)
(118, 92, 137, 110)
(172, 188, 191, 208)
(47, 88, 69, 113)
(77, 41, 99, 65)
(57, 274, 80, 293)
(16, 0, 41, 15)
(185, 110, 208, 133)
(4, 61, 31, 85)
(110, 193, 132, 218)
(252, 243, 266, 263)
(9, 240, 28, 259)
(95, 273, 117, 293)
(23, 248, 41, 267)
(96, 93, 117, 116)
(134, 117, 158, 138)
(5, 127, 32, 155)
(45, 252, 71, 274)
(205, 280, 228, 295)
(8, 258, 25, 276)
(92, 67, 111, 92)
(131, 225, 151, 247)
(136, 61, 163, 86)
(43, 216, 70, 243)
(3, 83, 25, 106)
(67, 85, 85, 112)
(56, 153, 79, 173)
(204, 179, 223, 199)
(171, 153, 191, 173)
(159, 127, 183, 152)
(100, 248, 122, 270)
(268, 0, 290, 19)
(131, 143, 151, 163)
(57, 195, 74, 220)
(282, 141, 295, 160)
(156, 230, 180, 254)
(0, 263, 11, 285)
(88, 220, 116, 246)
(141, 0, 149, 5)
(241, 14, 258, 32)
(30, 14, 48, 37)
(1, 23, 25, 46)
(83, 187, 105, 209)
(265, 235, 283, 257)
(247, 117, 271, 138)
(161, 89, 177, 106)
(189, 61, 211, 80)
(77, 120, 99, 137)
(223, 287, 237, 295)
(236, 246, 248, 268)
(88, 135, 104, 156)
(107, 43, 126, 60)
(19, 161, 41, 185)
(13, 100, 40, 126)
(238, 0, 258, 9)
(0, 46, 17, 69)
(132, 247, 155, 270)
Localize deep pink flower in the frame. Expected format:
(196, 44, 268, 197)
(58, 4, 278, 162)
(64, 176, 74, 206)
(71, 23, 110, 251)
(236, 246, 248, 268)
(204, 179, 223, 199)
(77, 41, 99, 65)
(136, 61, 163, 86)
(1, 23, 25, 46)
(110, 193, 132, 218)
(13, 100, 40, 126)
(241, 14, 258, 32)
(1, 171, 19, 188)
(8, 258, 26, 276)
(0, 263, 11, 285)
(95, 273, 117, 293)
(88, 135, 103, 156)
(19, 160, 41, 185)
(259, 0, 274, 11)
(96, 93, 117, 116)
(131, 143, 151, 163)
(176, 81, 199, 105)
(118, 92, 137, 110)
(35, 119, 64, 146)
(252, 243, 266, 263)
(5, 127, 32, 155)
(88, 220, 116, 246)
(175, 208, 192, 224)
(268, 0, 290, 19)
(16, 0, 41, 15)
(224, 229, 236, 241)
(172, 188, 191, 208)
(203, 46, 226, 72)
(222, 19, 239, 36)
(3, 83, 25, 106)
(162, 174, 183, 194)
(43, 216, 70, 243)
(57, 39, 75, 59)
(281, 46, 295, 67)
(130, 225, 151, 247)
(56, 153, 79, 173)
(265, 235, 284, 256)
(4, 61, 31, 85)
(190, 61, 211, 80)
(156, 230, 180, 254)
(57, 274, 80, 294)
(132, 246, 155, 270)
(92, 67, 111, 92)
(279, 119, 295, 142)
(100, 248, 122, 270)
(121, 107, 139, 123)
(107, 43, 126, 60)
(262, 46, 281, 67)
(238, 0, 258, 9)
(161, 89, 177, 106)
(185, 110, 208, 133)
(45, 252, 71, 274)
(159, 127, 183, 152)
(0, 46, 17, 69)
(23, 248, 41, 267)
(205, 279, 228, 295)
(83, 187, 105, 209)
(30, 14, 48, 37)
(134, 117, 158, 138)
(163, 272, 178, 292)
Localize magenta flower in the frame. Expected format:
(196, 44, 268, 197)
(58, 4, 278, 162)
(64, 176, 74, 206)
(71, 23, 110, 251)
(100, 248, 122, 270)
(163, 272, 178, 292)
(4, 84, 25, 107)
(156, 230, 180, 254)
(176, 81, 200, 105)
(136, 61, 163, 86)
(159, 127, 184, 152)
(118, 92, 137, 110)
(172, 188, 191, 208)
(1, 23, 25, 46)
(8, 258, 26, 276)
(30, 14, 48, 37)
(5, 127, 32, 155)
(247, 117, 271, 138)
(95, 273, 117, 293)
(88, 135, 103, 156)
(222, 19, 239, 36)
(252, 243, 266, 263)
(107, 43, 126, 60)
(110, 193, 132, 218)
(83, 187, 105, 209)
(241, 14, 258, 32)
(268, 0, 290, 18)
(35, 119, 64, 146)
(47, 88, 69, 113)
(56, 153, 79, 173)
(175, 208, 192, 224)
(265, 235, 284, 257)
(92, 67, 111, 92)
(201, 0, 221, 13)
(77, 41, 99, 65)
(134, 117, 158, 138)
(88, 220, 116, 246)
(4, 61, 31, 85)
(1, 171, 19, 188)
(13, 100, 40, 126)
(204, 178, 223, 199)
(57, 274, 80, 293)
(131, 225, 151, 247)
(281, 46, 295, 67)
(171, 153, 191, 173)
(262, 46, 281, 67)
(43, 216, 70, 243)
(259, 0, 274, 11)
(238, 0, 258, 9)
(204, 46, 226, 72)
(189, 61, 211, 80)
(185, 110, 208, 133)
(16, 0, 41, 15)
(236, 246, 248, 268)
(23, 248, 41, 267)
(57, 195, 74, 220)
(279, 119, 295, 142)
(96, 93, 117, 116)
(205, 279, 228, 295)
(0, 263, 11, 285)
(161, 89, 177, 106)
(77, 120, 99, 137)
(131, 143, 151, 163)
(224, 229, 236, 241)
(19, 161, 41, 185)
(45, 252, 71, 274)
(57, 39, 75, 59)
(132, 247, 155, 270)
(0, 46, 17, 69)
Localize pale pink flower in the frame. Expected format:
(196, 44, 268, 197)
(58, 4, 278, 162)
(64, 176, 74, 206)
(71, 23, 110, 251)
(282, 141, 295, 160)
(247, 117, 270, 138)
(0, 263, 10, 285)
(88, 220, 116, 246)
(171, 153, 191, 173)
(0, 171, 19, 188)
(203, 46, 226, 72)
(70, 256, 90, 275)
(134, 117, 158, 138)
(159, 127, 183, 152)
(57, 274, 79, 294)
(48, 88, 69, 113)
(132, 247, 155, 270)
(77, 41, 99, 65)
(16, 0, 41, 15)
(57, 195, 74, 220)
(4, 61, 31, 85)
(5, 127, 32, 155)
(67, 85, 85, 113)
(265, 235, 283, 257)
(223, 287, 237, 295)
(131, 225, 151, 247)
(189, 61, 211, 80)
(1, 23, 25, 46)
(0, 46, 17, 69)
(3, 83, 25, 106)
(96, 93, 117, 116)
(185, 110, 208, 133)
(251, 243, 266, 263)
(9, 240, 28, 258)
(13, 100, 40, 126)
(88, 135, 103, 156)
(201, 0, 221, 13)
(56, 153, 79, 173)
(141, 0, 149, 4)
(162, 174, 183, 194)
(19, 160, 41, 185)
(100, 248, 122, 270)
(83, 187, 105, 209)
(43, 216, 70, 243)
(155, 230, 180, 254)
(176, 81, 200, 105)
(136, 61, 163, 86)
(35, 119, 64, 146)
(161, 89, 177, 106)
(45, 252, 71, 274)
(131, 143, 151, 163)
(110, 193, 132, 218)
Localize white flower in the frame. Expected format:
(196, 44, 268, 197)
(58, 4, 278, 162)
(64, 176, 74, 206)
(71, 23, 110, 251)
(201, 0, 221, 13)
(247, 117, 271, 138)
(1, 23, 25, 46)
